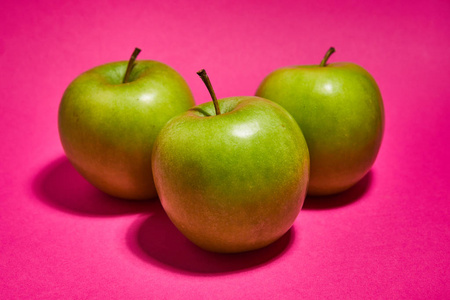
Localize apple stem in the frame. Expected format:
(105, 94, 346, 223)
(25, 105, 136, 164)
(320, 47, 336, 67)
(123, 47, 142, 83)
(197, 69, 221, 115)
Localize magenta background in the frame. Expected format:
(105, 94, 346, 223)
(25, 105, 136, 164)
(1, 0, 449, 299)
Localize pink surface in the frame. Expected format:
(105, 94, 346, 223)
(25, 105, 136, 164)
(1, 0, 449, 298)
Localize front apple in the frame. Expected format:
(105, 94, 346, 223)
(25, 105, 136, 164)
(256, 48, 384, 196)
(152, 70, 310, 253)
(58, 49, 195, 200)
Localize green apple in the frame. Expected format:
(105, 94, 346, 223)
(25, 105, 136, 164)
(152, 70, 310, 253)
(58, 48, 195, 200)
(256, 47, 384, 196)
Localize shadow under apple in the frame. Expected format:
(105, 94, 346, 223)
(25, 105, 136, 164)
(32, 156, 155, 217)
(126, 202, 295, 275)
(302, 170, 374, 210)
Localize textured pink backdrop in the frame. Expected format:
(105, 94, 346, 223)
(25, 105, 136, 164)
(1, 0, 449, 299)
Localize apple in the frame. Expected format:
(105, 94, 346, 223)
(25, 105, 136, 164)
(152, 69, 310, 253)
(58, 48, 195, 200)
(256, 47, 384, 196)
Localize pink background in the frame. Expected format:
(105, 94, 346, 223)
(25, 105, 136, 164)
(1, 0, 449, 298)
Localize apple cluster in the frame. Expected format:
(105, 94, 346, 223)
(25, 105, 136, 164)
(58, 47, 384, 253)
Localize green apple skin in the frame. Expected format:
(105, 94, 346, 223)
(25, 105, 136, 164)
(152, 97, 310, 253)
(256, 63, 384, 196)
(58, 60, 195, 200)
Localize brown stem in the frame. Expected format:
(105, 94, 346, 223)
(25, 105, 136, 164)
(123, 48, 141, 83)
(197, 69, 221, 115)
(320, 47, 336, 67)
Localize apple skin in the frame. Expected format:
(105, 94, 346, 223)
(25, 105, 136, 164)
(58, 60, 195, 200)
(256, 62, 384, 196)
(152, 97, 310, 253)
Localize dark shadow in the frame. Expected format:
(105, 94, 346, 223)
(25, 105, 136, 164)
(189, 106, 212, 117)
(302, 170, 374, 210)
(127, 202, 295, 275)
(32, 156, 155, 217)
